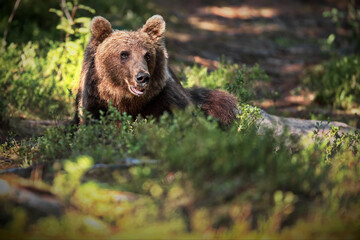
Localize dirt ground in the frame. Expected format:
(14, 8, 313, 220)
(153, 0, 355, 120)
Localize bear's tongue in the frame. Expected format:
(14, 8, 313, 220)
(130, 86, 145, 95)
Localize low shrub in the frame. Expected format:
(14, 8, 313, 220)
(303, 54, 360, 109)
(303, 1, 360, 110)
(184, 61, 269, 103)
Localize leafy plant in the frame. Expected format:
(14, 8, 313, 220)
(303, 1, 360, 111)
(0, 41, 70, 119)
(0, 0, 94, 120)
(184, 61, 269, 103)
(49, 0, 95, 40)
(303, 54, 360, 109)
(323, 0, 360, 53)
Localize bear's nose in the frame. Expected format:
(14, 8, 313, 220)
(135, 72, 150, 84)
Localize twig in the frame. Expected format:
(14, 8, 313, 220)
(3, 0, 21, 44)
(61, 0, 73, 24)
(61, 0, 78, 41)
(71, 5, 79, 21)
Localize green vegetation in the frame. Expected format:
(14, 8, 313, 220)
(184, 61, 269, 103)
(303, 1, 360, 110)
(0, 0, 154, 44)
(0, 1, 92, 121)
(1, 107, 359, 239)
(0, 0, 359, 239)
(303, 54, 360, 109)
(0, 33, 84, 120)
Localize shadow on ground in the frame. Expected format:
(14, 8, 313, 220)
(153, 0, 357, 124)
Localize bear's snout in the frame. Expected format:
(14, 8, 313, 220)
(135, 72, 150, 85)
(129, 71, 151, 96)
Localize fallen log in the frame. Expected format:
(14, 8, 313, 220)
(0, 178, 63, 216)
(258, 109, 357, 137)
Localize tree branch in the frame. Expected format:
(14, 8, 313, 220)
(61, 0, 73, 24)
(3, 0, 21, 44)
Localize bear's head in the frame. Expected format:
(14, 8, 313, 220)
(91, 15, 169, 101)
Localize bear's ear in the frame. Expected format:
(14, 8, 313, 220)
(91, 16, 112, 43)
(141, 15, 166, 43)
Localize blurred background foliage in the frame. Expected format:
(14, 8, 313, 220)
(303, 0, 360, 111)
(0, 0, 153, 44)
(0, 0, 360, 239)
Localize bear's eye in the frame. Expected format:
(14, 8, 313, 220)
(120, 51, 129, 60)
(144, 52, 151, 62)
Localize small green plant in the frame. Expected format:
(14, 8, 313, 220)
(184, 61, 269, 103)
(303, 54, 360, 109)
(50, 0, 95, 40)
(312, 121, 360, 163)
(236, 104, 262, 132)
(323, 0, 360, 52)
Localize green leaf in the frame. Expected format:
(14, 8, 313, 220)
(78, 4, 96, 14)
(49, 8, 63, 17)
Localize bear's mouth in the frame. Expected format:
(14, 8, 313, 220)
(129, 85, 145, 96)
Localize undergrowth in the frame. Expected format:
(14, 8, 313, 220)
(303, 1, 360, 111)
(1, 106, 359, 239)
(184, 61, 269, 103)
(303, 54, 360, 109)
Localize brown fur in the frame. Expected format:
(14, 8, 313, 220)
(73, 15, 237, 126)
(186, 87, 237, 125)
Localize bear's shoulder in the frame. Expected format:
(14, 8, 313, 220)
(140, 79, 190, 118)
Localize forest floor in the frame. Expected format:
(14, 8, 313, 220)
(154, 0, 356, 121)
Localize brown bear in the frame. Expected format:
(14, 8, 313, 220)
(73, 15, 237, 126)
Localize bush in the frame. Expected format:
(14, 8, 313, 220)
(184, 61, 269, 103)
(323, 0, 360, 53)
(304, 1, 360, 110)
(0, 38, 83, 120)
(0, 1, 94, 120)
(303, 54, 360, 109)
